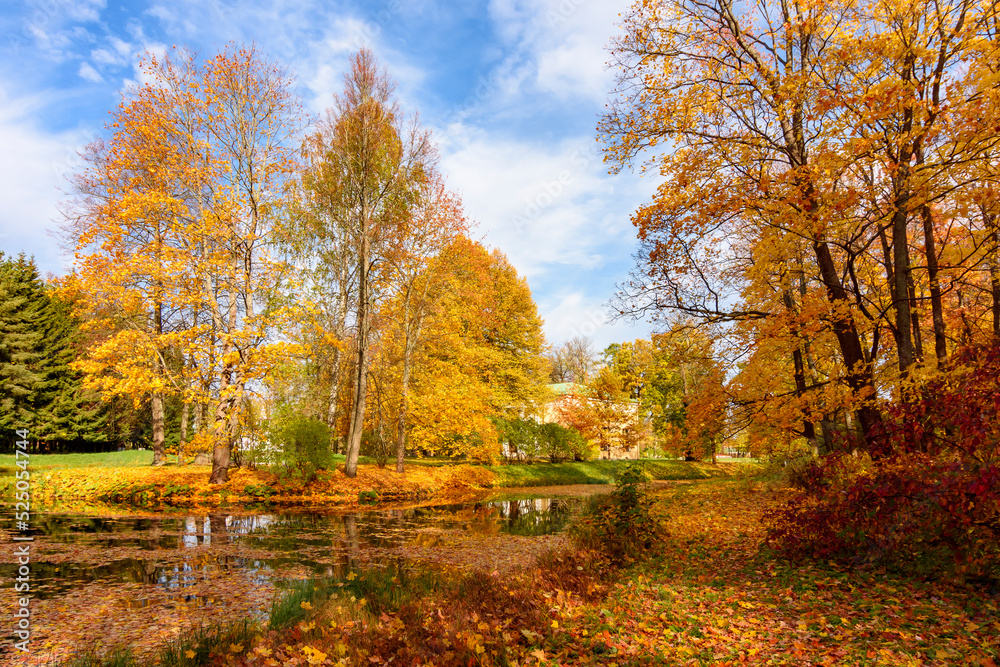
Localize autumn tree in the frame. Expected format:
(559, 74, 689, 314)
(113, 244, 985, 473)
(602, 0, 1000, 453)
(547, 335, 597, 383)
(296, 49, 434, 478)
(403, 238, 549, 461)
(65, 45, 301, 481)
(383, 180, 468, 472)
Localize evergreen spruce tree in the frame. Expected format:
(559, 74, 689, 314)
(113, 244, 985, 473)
(35, 291, 107, 448)
(0, 253, 107, 450)
(0, 253, 46, 439)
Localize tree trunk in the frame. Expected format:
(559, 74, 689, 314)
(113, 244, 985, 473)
(179, 398, 189, 466)
(151, 284, 166, 466)
(921, 204, 948, 363)
(985, 208, 1000, 341)
(209, 387, 234, 484)
(782, 287, 817, 451)
(326, 347, 342, 436)
(209, 355, 238, 483)
(907, 271, 923, 362)
(151, 391, 166, 466)
(891, 201, 914, 373)
(345, 218, 371, 479)
(396, 289, 416, 474)
(396, 359, 410, 474)
(812, 240, 882, 447)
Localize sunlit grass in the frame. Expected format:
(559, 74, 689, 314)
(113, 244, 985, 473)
(487, 458, 746, 487)
(158, 619, 258, 667)
(0, 449, 153, 472)
(55, 649, 140, 667)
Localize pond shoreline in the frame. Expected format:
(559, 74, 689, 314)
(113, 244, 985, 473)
(1, 459, 742, 513)
(0, 492, 584, 665)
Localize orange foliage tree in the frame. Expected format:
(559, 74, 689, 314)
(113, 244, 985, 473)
(400, 238, 549, 461)
(65, 45, 301, 482)
(602, 0, 1000, 454)
(286, 49, 435, 478)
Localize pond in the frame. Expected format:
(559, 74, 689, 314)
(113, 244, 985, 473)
(0, 493, 588, 664)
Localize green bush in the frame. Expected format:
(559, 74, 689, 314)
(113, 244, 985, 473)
(266, 412, 332, 480)
(570, 463, 667, 563)
(494, 418, 589, 463)
(538, 422, 588, 462)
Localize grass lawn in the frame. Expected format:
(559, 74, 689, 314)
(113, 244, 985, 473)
(0, 451, 748, 510)
(0, 449, 154, 472)
(488, 458, 748, 487)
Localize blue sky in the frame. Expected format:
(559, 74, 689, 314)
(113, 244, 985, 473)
(0, 0, 656, 349)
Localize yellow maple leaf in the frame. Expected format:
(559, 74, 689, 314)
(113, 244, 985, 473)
(185, 650, 196, 659)
(255, 646, 273, 656)
(550, 620, 559, 629)
(229, 643, 243, 653)
(302, 645, 328, 665)
(300, 600, 313, 610)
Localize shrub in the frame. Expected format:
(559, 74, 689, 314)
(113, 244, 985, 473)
(266, 412, 332, 480)
(570, 463, 667, 564)
(768, 343, 1000, 579)
(493, 418, 590, 463)
(538, 422, 588, 462)
(768, 453, 1000, 578)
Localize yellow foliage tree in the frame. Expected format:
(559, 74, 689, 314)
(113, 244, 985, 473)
(65, 45, 301, 482)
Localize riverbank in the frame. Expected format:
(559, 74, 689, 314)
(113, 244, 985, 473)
(32, 478, 999, 667)
(0, 454, 747, 509)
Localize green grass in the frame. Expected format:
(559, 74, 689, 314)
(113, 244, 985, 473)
(0, 449, 153, 473)
(269, 566, 445, 632)
(486, 458, 745, 487)
(55, 649, 140, 667)
(269, 578, 322, 630)
(159, 619, 258, 667)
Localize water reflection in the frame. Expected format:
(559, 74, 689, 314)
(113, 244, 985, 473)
(0, 496, 579, 601)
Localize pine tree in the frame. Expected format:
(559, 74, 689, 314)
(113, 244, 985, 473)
(34, 291, 107, 448)
(0, 253, 106, 451)
(0, 253, 46, 440)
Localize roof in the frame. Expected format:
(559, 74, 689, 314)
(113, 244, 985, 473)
(547, 382, 584, 396)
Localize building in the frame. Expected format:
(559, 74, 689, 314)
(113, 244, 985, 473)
(542, 383, 645, 460)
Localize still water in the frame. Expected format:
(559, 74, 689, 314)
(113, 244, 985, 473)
(0, 495, 582, 662)
(1, 496, 578, 599)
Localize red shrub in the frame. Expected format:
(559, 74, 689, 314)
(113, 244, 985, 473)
(768, 344, 1000, 579)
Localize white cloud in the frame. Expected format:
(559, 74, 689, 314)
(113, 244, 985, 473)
(538, 289, 650, 350)
(0, 84, 88, 276)
(78, 61, 103, 83)
(91, 48, 122, 66)
(297, 16, 429, 116)
(438, 123, 642, 276)
(146, 5, 176, 23)
(1, 0, 654, 348)
(64, 0, 107, 23)
(535, 32, 612, 102)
